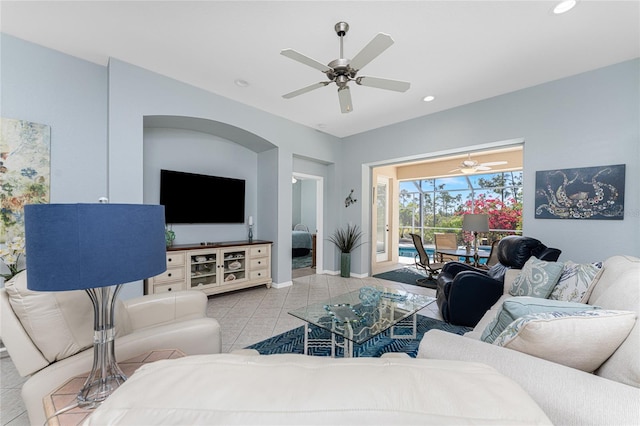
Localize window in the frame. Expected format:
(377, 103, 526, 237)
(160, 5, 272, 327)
(399, 171, 523, 246)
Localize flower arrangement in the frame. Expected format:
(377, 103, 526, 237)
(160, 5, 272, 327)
(462, 231, 474, 246)
(0, 235, 26, 281)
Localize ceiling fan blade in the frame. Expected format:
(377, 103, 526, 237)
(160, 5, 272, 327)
(282, 82, 330, 99)
(338, 86, 353, 113)
(356, 76, 410, 92)
(448, 168, 462, 173)
(475, 166, 492, 171)
(479, 161, 508, 167)
(349, 33, 394, 72)
(280, 49, 331, 73)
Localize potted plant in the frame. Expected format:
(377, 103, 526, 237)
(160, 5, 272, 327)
(328, 224, 364, 277)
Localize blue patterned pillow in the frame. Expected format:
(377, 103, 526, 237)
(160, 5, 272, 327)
(480, 297, 599, 343)
(509, 257, 564, 298)
(548, 261, 602, 303)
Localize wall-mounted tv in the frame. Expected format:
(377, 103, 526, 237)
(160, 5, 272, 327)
(160, 169, 245, 224)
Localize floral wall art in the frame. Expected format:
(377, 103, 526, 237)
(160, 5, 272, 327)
(1, 117, 51, 243)
(535, 164, 625, 220)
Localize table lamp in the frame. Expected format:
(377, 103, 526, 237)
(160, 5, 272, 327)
(24, 201, 166, 407)
(462, 213, 490, 256)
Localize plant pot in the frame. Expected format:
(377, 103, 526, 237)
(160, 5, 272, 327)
(340, 252, 351, 278)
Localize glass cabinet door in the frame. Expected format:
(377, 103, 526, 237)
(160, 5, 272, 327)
(221, 248, 247, 284)
(190, 251, 217, 289)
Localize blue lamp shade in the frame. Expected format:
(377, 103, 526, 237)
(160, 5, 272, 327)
(24, 204, 167, 292)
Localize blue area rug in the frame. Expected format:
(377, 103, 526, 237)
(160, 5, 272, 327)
(246, 314, 471, 358)
(373, 266, 436, 289)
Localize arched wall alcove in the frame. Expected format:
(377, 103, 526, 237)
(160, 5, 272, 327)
(143, 115, 278, 245)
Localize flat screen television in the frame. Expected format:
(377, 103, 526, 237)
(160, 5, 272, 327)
(160, 169, 245, 224)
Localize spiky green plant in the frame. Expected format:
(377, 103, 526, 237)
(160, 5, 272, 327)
(329, 224, 364, 253)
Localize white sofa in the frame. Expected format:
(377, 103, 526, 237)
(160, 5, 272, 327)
(86, 352, 552, 425)
(418, 255, 640, 426)
(0, 271, 222, 425)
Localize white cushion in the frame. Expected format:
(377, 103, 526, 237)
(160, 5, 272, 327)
(481, 297, 599, 343)
(548, 261, 602, 302)
(86, 354, 552, 425)
(5, 271, 131, 363)
(510, 257, 564, 298)
(493, 310, 636, 372)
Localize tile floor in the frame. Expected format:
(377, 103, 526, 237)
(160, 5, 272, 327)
(1, 272, 440, 425)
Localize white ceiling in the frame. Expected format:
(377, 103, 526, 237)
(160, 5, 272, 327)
(2, 1, 638, 138)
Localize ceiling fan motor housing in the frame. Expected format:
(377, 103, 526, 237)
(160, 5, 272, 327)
(334, 22, 349, 36)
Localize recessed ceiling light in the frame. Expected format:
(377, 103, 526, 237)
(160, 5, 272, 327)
(423, 95, 435, 102)
(234, 79, 250, 87)
(553, 0, 577, 14)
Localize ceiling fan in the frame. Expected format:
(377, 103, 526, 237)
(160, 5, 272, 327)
(449, 154, 508, 174)
(280, 22, 410, 113)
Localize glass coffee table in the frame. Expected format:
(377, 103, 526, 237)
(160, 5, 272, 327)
(288, 286, 435, 358)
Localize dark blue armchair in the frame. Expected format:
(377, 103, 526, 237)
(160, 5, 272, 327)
(435, 236, 561, 327)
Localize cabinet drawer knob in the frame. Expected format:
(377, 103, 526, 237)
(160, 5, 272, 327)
(168, 273, 172, 277)
(258, 261, 261, 265)
(168, 287, 172, 291)
(168, 258, 172, 262)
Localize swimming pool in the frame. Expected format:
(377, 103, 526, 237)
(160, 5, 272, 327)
(399, 245, 488, 265)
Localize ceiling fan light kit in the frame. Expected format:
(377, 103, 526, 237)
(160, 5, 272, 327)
(281, 21, 410, 113)
(449, 154, 508, 175)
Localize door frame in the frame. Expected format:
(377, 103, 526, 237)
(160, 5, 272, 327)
(292, 172, 323, 274)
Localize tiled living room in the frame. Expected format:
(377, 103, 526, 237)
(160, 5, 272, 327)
(1, 0, 638, 425)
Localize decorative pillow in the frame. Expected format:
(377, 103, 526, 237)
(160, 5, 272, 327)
(509, 257, 564, 298)
(549, 261, 602, 302)
(493, 310, 637, 372)
(5, 271, 131, 363)
(481, 297, 599, 343)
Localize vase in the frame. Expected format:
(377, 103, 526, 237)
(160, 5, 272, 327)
(340, 252, 351, 278)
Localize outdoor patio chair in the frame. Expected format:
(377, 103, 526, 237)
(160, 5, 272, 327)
(409, 233, 446, 282)
(434, 233, 458, 262)
(477, 239, 500, 270)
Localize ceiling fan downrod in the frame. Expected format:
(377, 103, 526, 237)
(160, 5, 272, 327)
(335, 22, 349, 59)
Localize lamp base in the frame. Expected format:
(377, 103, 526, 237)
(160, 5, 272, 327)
(79, 285, 127, 407)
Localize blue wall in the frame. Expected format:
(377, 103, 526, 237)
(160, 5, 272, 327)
(343, 59, 640, 269)
(3, 32, 638, 291)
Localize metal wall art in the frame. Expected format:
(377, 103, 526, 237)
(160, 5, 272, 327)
(1, 118, 51, 242)
(535, 164, 625, 220)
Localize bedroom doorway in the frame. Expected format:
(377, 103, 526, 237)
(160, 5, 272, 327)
(292, 173, 323, 278)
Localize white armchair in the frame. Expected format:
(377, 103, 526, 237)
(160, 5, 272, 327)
(0, 271, 221, 425)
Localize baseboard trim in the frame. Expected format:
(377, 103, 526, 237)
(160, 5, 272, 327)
(272, 281, 293, 289)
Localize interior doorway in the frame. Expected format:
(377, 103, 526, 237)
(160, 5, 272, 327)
(291, 173, 323, 278)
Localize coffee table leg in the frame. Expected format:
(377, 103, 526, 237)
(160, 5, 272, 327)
(304, 323, 309, 355)
(390, 314, 417, 339)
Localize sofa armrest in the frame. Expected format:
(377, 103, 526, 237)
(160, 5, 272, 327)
(123, 291, 208, 331)
(418, 330, 640, 426)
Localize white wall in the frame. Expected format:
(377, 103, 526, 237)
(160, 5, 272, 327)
(342, 59, 640, 271)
